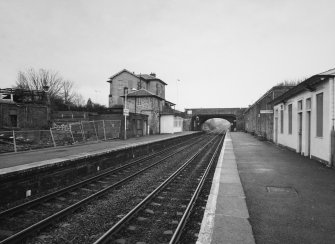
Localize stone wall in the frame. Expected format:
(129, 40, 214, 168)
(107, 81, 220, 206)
(0, 103, 49, 130)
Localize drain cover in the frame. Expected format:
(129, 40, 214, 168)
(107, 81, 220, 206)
(266, 186, 297, 194)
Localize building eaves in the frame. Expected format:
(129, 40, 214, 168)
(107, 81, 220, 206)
(122, 88, 164, 100)
(272, 69, 335, 105)
(244, 85, 295, 114)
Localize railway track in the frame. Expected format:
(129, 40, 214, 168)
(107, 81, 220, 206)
(0, 132, 216, 244)
(93, 131, 225, 244)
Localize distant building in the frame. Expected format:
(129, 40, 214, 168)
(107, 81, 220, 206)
(107, 69, 166, 108)
(273, 68, 335, 166)
(244, 85, 294, 141)
(107, 69, 178, 135)
(0, 88, 49, 130)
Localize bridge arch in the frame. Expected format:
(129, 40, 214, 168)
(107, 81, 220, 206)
(191, 114, 236, 131)
(185, 107, 246, 132)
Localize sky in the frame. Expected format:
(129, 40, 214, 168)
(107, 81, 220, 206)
(1, 0, 334, 110)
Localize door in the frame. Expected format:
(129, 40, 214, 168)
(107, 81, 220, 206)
(306, 111, 311, 157)
(274, 117, 278, 144)
(298, 113, 303, 153)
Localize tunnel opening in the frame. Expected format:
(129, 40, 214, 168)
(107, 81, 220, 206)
(201, 118, 231, 133)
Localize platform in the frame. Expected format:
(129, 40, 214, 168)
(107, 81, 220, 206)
(198, 132, 335, 244)
(0, 132, 198, 174)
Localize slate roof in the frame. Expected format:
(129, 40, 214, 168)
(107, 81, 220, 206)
(107, 69, 167, 85)
(123, 89, 164, 100)
(273, 68, 335, 105)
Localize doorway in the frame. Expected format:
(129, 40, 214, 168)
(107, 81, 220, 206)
(274, 117, 278, 144)
(298, 113, 303, 153)
(306, 111, 311, 157)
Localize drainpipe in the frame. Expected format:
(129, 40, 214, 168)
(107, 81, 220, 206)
(330, 77, 335, 167)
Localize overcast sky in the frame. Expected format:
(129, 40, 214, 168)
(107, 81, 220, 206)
(1, 0, 334, 110)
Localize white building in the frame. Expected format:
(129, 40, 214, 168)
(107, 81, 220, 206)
(160, 110, 184, 134)
(273, 68, 335, 166)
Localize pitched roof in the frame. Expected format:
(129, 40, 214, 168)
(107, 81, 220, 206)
(273, 68, 335, 105)
(123, 89, 164, 100)
(137, 74, 167, 85)
(107, 69, 138, 82)
(107, 69, 167, 85)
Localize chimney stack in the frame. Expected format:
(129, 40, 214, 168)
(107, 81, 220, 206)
(150, 72, 156, 77)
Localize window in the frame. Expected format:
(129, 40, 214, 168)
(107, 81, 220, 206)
(316, 93, 323, 137)
(298, 100, 303, 111)
(288, 104, 292, 134)
(137, 98, 142, 105)
(280, 109, 284, 133)
(306, 98, 311, 110)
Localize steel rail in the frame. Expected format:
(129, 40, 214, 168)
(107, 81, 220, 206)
(0, 133, 203, 219)
(0, 133, 211, 244)
(169, 132, 225, 243)
(93, 132, 222, 244)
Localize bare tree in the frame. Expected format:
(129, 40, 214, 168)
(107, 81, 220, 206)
(72, 92, 86, 107)
(16, 68, 77, 106)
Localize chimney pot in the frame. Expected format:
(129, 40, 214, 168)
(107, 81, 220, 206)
(150, 73, 156, 77)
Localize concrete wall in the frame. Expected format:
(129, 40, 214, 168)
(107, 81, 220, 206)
(160, 115, 174, 133)
(273, 78, 334, 165)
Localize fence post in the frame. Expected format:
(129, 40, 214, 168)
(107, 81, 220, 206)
(81, 121, 86, 141)
(12, 130, 17, 152)
(69, 124, 75, 144)
(103, 120, 107, 140)
(50, 128, 57, 147)
(93, 121, 98, 141)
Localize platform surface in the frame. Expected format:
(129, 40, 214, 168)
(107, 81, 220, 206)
(199, 132, 335, 244)
(0, 132, 197, 173)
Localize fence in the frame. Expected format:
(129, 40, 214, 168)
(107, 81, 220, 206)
(0, 120, 121, 153)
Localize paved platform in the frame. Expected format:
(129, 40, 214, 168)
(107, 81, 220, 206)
(199, 132, 335, 244)
(0, 132, 198, 175)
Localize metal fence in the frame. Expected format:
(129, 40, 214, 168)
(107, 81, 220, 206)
(0, 120, 121, 153)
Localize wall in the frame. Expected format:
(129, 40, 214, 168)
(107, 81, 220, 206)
(160, 115, 174, 133)
(109, 72, 140, 107)
(147, 80, 165, 99)
(244, 86, 293, 141)
(173, 116, 183, 133)
(274, 79, 333, 164)
(0, 103, 49, 130)
(127, 96, 163, 134)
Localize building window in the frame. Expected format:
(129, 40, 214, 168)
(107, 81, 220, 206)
(288, 104, 292, 134)
(306, 98, 311, 110)
(280, 109, 284, 134)
(316, 93, 323, 137)
(298, 100, 303, 111)
(137, 98, 142, 105)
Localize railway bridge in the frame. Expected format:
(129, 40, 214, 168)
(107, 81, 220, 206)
(184, 107, 246, 131)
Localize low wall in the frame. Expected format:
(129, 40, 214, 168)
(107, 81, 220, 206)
(0, 132, 200, 205)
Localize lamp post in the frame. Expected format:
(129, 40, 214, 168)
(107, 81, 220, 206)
(124, 87, 128, 140)
(42, 85, 50, 124)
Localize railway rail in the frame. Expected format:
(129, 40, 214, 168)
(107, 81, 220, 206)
(0, 132, 218, 244)
(93, 131, 225, 244)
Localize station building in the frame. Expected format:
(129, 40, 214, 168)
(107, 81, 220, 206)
(244, 85, 294, 141)
(107, 69, 181, 135)
(273, 68, 335, 166)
